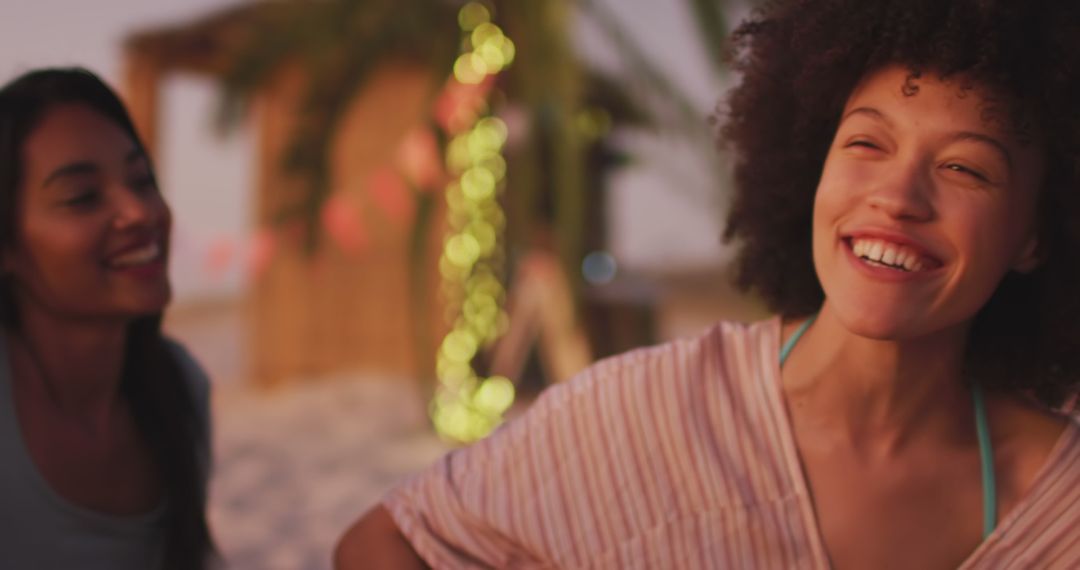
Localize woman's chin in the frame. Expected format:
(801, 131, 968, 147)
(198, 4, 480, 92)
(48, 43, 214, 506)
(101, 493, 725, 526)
(829, 303, 922, 341)
(115, 287, 172, 319)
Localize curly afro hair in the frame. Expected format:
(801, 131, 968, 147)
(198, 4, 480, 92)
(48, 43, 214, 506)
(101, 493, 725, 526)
(721, 0, 1080, 404)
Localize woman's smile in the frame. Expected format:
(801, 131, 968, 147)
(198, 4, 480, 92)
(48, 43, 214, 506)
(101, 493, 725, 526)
(840, 235, 945, 283)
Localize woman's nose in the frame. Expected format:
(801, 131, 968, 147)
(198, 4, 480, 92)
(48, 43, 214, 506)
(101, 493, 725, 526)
(866, 161, 935, 222)
(111, 185, 168, 230)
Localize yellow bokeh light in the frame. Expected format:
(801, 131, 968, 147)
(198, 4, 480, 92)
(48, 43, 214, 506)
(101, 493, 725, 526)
(476, 117, 509, 146)
(469, 221, 497, 254)
(478, 43, 506, 70)
(435, 11, 516, 444)
(445, 181, 465, 208)
(433, 404, 468, 439)
(458, 2, 491, 32)
(467, 132, 501, 158)
(454, 54, 486, 84)
(499, 38, 516, 66)
(471, 23, 504, 50)
(469, 52, 490, 76)
(446, 137, 473, 174)
(461, 168, 496, 200)
(442, 329, 479, 362)
(480, 154, 507, 181)
(463, 295, 498, 322)
(436, 362, 474, 389)
(474, 376, 516, 414)
(468, 271, 504, 298)
(445, 233, 481, 267)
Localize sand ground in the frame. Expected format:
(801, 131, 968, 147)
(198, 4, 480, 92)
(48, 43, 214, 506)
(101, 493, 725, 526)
(166, 303, 449, 569)
(207, 375, 448, 569)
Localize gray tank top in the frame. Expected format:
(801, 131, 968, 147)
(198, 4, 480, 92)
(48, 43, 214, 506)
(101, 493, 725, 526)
(0, 334, 211, 569)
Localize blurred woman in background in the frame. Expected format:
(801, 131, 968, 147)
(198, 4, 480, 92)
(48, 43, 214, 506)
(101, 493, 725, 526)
(0, 68, 214, 569)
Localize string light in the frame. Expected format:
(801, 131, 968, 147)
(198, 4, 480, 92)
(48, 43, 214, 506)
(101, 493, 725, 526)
(432, 2, 517, 442)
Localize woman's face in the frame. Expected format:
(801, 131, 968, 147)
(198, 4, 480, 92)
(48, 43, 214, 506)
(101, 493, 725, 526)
(812, 65, 1045, 340)
(3, 103, 171, 322)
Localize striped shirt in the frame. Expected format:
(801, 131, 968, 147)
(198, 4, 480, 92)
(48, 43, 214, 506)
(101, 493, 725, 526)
(384, 318, 1080, 568)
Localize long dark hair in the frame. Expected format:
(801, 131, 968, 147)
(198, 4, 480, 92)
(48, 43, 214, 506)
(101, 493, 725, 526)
(0, 68, 213, 569)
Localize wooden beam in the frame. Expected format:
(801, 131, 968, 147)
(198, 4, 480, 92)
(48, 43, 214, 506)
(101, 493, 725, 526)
(122, 48, 161, 161)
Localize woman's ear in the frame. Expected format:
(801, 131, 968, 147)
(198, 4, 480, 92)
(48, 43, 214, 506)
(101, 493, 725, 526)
(1012, 234, 1041, 274)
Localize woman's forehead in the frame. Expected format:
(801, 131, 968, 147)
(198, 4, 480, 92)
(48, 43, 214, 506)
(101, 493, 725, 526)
(844, 65, 1041, 148)
(847, 66, 985, 118)
(23, 104, 139, 176)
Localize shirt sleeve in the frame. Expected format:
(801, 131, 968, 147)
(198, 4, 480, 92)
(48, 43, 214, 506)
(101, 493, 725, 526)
(381, 343, 688, 570)
(382, 374, 602, 570)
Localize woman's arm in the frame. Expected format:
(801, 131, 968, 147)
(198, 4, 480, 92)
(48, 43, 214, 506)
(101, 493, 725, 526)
(334, 505, 429, 570)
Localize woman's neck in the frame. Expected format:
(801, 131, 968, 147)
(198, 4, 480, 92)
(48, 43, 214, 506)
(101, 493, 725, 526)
(8, 306, 128, 423)
(781, 303, 975, 455)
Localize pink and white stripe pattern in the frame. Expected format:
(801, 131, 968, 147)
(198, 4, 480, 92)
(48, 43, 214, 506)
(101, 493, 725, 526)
(384, 319, 1080, 569)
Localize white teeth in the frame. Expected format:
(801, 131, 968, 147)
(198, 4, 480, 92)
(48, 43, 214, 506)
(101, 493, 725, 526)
(110, 242, 160, 267)
(849, 237, 931, 272)
(901, 254, 917, 271)
(868, 241, 884, 261)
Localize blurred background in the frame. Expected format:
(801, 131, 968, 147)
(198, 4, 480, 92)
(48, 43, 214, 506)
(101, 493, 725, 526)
(2, 0, 764, 567)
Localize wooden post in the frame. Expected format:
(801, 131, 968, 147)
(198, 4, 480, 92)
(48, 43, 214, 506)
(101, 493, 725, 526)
(248, 63, 447, 387)
(122, 48, 161, 161)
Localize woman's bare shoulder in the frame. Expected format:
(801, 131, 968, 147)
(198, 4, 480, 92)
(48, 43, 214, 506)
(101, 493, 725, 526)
(989, 393, 1076, 509)
(991, 394, 1072, 448)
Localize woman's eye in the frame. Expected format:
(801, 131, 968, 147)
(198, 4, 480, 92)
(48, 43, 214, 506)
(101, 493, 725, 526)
(130, 176, 158, 194)
(944, 163, 989, 182)
(66, 190, 101, 209)
(846, 140, 880, 150)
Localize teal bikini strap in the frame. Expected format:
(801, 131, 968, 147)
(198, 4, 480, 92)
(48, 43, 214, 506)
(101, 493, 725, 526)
(778, 313, 997, 540)
(779, 314, 817, 366)
(973, 383, 997, 539)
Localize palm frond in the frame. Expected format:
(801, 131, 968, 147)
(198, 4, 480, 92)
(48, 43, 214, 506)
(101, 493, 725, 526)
(575, 0, 704, 136)
(686, 0, 728, 76)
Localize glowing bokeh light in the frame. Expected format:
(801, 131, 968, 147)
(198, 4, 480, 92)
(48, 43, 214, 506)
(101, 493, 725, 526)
(479, 44, 506, 69)
(582, 250, 618, 285)
(461, 168, 496, 200)
(445, 234, 481, 267)
(471, 23, 503, 49)
(474, 376, 515, 414)
(458, 2, 490, 32)
(480, 155, 507, 181)
(432, 4, 517, 443)
(454, 54, 486, 84)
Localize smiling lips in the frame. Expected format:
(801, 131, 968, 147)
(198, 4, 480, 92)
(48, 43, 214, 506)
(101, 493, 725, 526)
(107, 241, 163, 269)
(846, 237, 942, 273)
